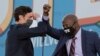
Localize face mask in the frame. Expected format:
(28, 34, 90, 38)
(64, 27, 75, 36)
(24, 20, 33, 26)
(63, 23, 76, 36)
(25, 17, 34, 26)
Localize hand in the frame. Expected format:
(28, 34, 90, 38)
(27, 13, 40, 20)
(33, 13, 40, 20)
(43, 4, 51, 16)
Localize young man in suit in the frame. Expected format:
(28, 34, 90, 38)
(42, 6, 100, 56)
(6, 5, 50, 56)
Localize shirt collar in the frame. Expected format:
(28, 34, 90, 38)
(75, 28, 81, 39)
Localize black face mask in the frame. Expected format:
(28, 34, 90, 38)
(24, 20, 33, 27)
(63, 24, 76, 37)
(64, 27, 75, 36)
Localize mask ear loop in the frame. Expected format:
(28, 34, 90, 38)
(70, 21, 78, 38)
(70, 20, 77, 28)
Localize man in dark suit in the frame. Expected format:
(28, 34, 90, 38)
(6, 5, 50, 56)
(43, 11, 100, 56)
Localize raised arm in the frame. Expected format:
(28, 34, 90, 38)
(16, 22, 47, 39)
(42, 4, 63, 40)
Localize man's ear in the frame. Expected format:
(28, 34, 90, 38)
(19, 15, 23, 20)
(73, 22, 77, 28)
(74, 22, 80, 29)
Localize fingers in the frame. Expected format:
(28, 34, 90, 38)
(43, 4, 51, 16)
(43, 4, 51, 9)
(32, 13, 40, 20)
(43, 4, 51, 12)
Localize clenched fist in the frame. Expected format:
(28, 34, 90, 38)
(43, 4, 51, 16)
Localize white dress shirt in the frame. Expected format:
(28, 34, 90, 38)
(29, 15, 49, 28)
(66, 28, 83, 56)
(29, 15, 49, 46)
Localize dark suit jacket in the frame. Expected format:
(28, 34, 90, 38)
(6, 22, 47, 56)
(46, 22, 100, 56)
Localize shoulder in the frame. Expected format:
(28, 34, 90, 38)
(38, 21, 47, 26)
(82, 29, 99, 39)
(83, 29, 98, 36)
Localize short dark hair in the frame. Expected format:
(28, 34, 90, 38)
(14, 6, 32, 22)
(63, 14, 78, 23)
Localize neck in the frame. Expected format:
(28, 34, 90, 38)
(16, 22, 23, 25)
(16, 22, 20, 24)
(16, 20, 25, 24)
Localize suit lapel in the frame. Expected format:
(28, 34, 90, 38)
(53, 29, 88, 56)
(81, 29, 87, 56)
(59, 37, 69, 49)
(53, 36, 69, 56)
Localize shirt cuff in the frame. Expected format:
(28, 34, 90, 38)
(42, 16, 49, 21)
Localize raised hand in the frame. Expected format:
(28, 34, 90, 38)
(43, 4, 51, 16)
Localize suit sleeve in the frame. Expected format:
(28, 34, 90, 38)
(94, 32, 100, 55)
(42, 16, 62, 40)
(47, 24, 62, 40)
(17, 22, 47, 39)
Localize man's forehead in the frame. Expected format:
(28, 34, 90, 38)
(65, 18, 75, 21)
(63, 18, 75, 23)
(63, 14, 77, 23)
(26, 12, 32, 16)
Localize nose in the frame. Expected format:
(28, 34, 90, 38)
(63, 24, 67, 29)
